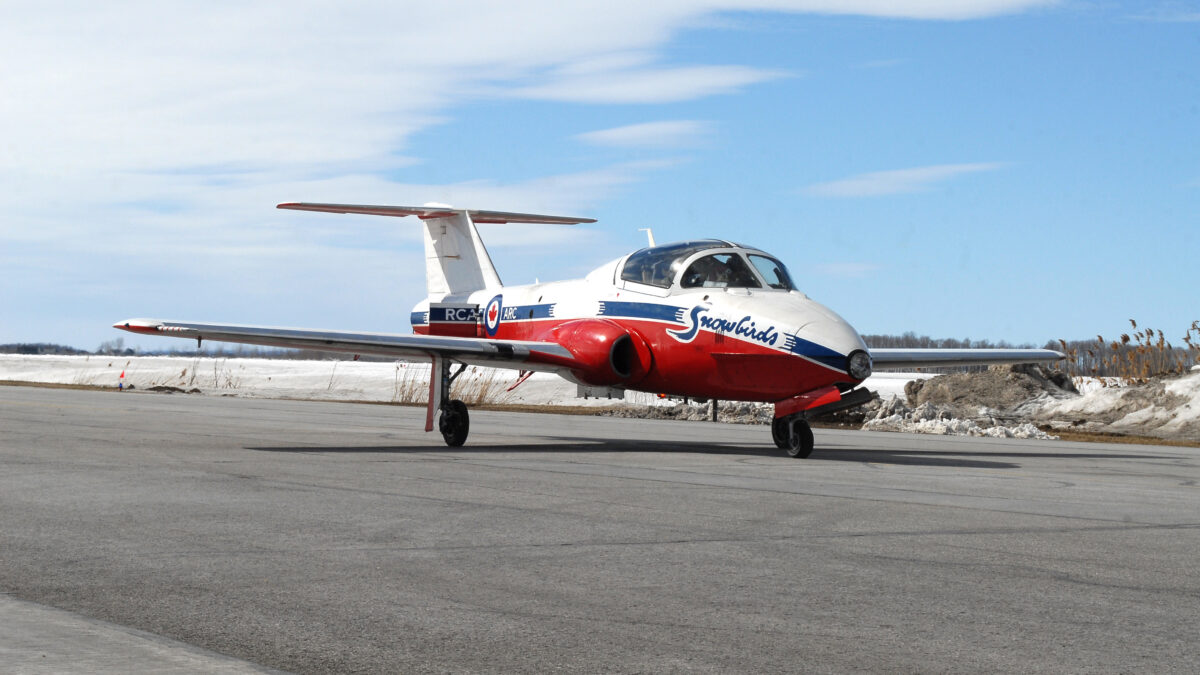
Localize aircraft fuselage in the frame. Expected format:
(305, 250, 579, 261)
(412, 252, 870, 403)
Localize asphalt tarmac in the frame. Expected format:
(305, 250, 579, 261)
(2, 384, 1198, 673)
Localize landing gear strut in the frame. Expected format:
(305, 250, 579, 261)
(430, 357, 470, 447)
(772, 415, 814, 458)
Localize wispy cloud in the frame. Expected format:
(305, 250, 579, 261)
(511, 65, 786, 104)
(1127, 6, 1200, 22)
(576, 121, 713, 148)
(803, 163, 1007, 197)
(758, 0, 1056, 20)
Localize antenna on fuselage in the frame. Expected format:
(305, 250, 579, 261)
(638, 228, 656, 247)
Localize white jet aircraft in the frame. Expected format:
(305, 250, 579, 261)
(117, 203, 1062, 457)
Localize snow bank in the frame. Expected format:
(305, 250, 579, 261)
(0, 355, 658, 407)
(1040, 371, 1200, 440)
(863, 372, 936, 401)
(863, 400, 1059, 440)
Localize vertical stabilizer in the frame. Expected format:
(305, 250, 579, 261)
(422, 211, 503, 297)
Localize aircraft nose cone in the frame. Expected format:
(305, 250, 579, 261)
(798, 318, 867, 356)
(793, 318, 870, 379)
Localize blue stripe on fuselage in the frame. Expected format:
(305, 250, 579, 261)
(428, 306, 480, 323)
(782, 334, 846, 372)
(501, 303, 556, 321)
(597, 301, 685, 323)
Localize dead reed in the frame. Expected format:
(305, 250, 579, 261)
(389, 364, 515, 406)
(1053, 319, 1200, 384)
(455, 366, 516, 406)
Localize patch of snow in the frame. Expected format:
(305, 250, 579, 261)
(1039, 371, 1200, 440)
(0, 355, 678, 408)
(864, 400, 1058, 440)
(1071, 376, 1127, 395)
(861, 371, 936, 401)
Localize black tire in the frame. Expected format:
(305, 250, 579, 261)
(439, 399, 470, 447)
(772, 417, 790, 449)
(784, 418, 814, 459)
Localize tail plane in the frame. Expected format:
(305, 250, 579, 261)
(277, 202, 595, 297)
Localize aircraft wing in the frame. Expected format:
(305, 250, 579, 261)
(870, 348, 1064, 369)
(112, 318, 574, 368)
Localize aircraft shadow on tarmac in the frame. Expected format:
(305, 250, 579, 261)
(249, 438, 783, 458)
(248, 440, 1167, 469)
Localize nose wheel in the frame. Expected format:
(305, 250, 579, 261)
(772, 415, 814, 458)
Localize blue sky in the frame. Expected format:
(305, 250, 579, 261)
(1, 1, 1197, 351)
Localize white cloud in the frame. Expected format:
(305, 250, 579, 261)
(803, 163, 1008, 197)
(740, 0, 1055, 20)
(0, 3, 1048, 193)
(576, 121, 713, 148)
(511, 65, 786, 104)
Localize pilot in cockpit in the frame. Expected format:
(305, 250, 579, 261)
(682, 253, 761, 289)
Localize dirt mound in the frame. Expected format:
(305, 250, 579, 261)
(904, 364, 1076, 420)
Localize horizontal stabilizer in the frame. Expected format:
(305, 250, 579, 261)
(277, 202, 596, 225)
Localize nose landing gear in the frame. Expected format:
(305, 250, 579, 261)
(772, 415, 814, 458)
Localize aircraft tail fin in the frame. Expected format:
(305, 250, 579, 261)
(421, 209, 502, 296)
(277, 202, 595, 297)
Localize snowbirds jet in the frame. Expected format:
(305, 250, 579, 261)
(116, 203, 1062, 457)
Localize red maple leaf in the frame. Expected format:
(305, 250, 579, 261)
(488, 305, 498, 322)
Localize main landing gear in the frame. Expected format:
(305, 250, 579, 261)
(772, 415, 814, 458)
(439, 398, 470, 447)
(430, 357, 470, 447)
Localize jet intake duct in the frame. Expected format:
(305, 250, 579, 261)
(550, 319, 652, 387)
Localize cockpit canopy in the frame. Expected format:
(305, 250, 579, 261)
(619, 239, 796, 291)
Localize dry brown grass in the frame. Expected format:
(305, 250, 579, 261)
(1053, 319, 1200, 385)
(388, 364, 516, 406)
(391, 364, 427, 404)
(454, 367, 516, 407)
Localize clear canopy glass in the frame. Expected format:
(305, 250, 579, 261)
(619, 240, 796, 291)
